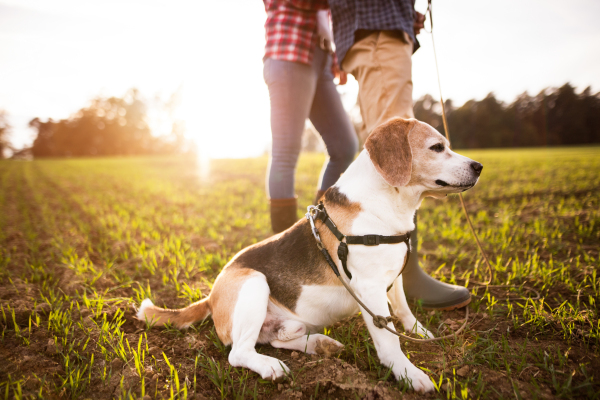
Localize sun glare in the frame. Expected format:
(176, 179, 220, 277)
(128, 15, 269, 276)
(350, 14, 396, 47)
(1, 0, 275, 159)
(147, 1, 275, 159)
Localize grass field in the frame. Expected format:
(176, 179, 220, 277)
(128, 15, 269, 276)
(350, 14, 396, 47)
(1, 147, 599, 399)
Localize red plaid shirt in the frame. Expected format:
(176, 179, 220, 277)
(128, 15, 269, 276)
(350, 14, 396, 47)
(263, 0, 330, 65)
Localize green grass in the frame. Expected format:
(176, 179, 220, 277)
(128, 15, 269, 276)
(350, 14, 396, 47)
(0, 147, 599, 399)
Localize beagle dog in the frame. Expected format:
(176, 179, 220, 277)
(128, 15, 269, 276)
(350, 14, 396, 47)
(137, 118, 482, 393)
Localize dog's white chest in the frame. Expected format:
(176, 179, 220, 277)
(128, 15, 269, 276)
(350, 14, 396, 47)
(347, 243, 408, 287)
(294, 285, 359, 331)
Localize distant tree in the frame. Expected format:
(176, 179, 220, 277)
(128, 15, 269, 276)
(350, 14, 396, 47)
(413, 84, 600, 149)
(413, 94, 443, 133)
(506, 92, 540, 147)
(30, 89, 189, 158)
(580, 86, 600, 144)
(545, 83, 598, 145)
(0, 110, 10, 159)
(449, 93, 514, 148)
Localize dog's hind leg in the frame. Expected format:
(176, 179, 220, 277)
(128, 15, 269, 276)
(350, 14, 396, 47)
(271, 333, 343, 357)
(223, 271, 290, 381)
(275, 320, 306, 341)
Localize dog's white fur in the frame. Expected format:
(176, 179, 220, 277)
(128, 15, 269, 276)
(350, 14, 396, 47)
(138, 119, 482, 393)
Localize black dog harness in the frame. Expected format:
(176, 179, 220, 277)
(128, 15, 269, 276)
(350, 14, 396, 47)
(305, 202, 470, 341)
(307, 203, 412, 283)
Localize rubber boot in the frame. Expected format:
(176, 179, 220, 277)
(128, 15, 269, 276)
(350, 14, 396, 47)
(270, 197, 298, 234)
(402, 213, 471, 310)
(314, 189, 326, 205)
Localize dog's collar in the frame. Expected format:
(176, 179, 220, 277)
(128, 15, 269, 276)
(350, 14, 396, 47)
(306, 202, 413, 281)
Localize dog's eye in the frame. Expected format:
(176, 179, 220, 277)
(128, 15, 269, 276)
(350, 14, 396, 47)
(429, 143, 444, 153)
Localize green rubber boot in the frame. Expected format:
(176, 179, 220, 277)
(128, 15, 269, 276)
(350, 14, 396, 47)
(402, 213, 471, 310)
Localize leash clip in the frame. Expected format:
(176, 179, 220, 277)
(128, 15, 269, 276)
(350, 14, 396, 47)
(306, 205, 323, 249)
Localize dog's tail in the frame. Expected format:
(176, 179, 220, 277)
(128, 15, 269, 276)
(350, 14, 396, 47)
(136, 298, 211, 329)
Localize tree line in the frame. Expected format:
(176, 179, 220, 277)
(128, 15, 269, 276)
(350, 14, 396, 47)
(3, 83, 599, 159)
(28, 89, 188, 158)
(414, 83, 600, 148)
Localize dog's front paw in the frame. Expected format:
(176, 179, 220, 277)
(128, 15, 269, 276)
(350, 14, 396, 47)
(259, 356, 289, 382)
(402, 318, 434, 339)
(396, 365, 435, 393)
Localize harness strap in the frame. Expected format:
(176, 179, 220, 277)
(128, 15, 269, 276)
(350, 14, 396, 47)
(346, 234, 410, 245)
(314, 205, 345, 241)
(337, 242, 352, 281)
(314, 203, 412, 281)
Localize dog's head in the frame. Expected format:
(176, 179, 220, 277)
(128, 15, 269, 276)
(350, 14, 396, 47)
(364, 118, 482, 198)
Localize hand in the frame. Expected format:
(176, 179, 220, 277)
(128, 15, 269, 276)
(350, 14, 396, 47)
(413, 11, 426, 36)
(331, 62, 347, 85)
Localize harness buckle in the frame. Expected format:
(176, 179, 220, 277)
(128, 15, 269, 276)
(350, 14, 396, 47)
(363, 235, 380, 246)
(306, 205, 323, 249)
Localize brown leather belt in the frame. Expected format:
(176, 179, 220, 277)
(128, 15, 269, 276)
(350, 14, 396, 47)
(354, 29, 408, 44)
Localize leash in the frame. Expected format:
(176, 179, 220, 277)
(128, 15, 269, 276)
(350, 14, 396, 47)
(425, 0, 540, 302)
(306, 204, 469, 343)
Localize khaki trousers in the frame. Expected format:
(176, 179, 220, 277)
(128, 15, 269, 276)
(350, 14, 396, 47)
(342, 31, 414, 141)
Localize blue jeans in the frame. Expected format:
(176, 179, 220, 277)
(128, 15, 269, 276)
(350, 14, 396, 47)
(264, 47, 358, 199)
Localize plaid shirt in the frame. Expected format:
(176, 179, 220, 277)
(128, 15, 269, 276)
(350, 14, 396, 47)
(263, 0, 330, 65)
(329, 0, 418, 65)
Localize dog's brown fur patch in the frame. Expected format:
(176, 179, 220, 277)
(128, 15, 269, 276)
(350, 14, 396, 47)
(224, 219, 337, 312)
(323, 186, 353, 208)
(219, 187, 362, 315)
(365, 118, 417, 187)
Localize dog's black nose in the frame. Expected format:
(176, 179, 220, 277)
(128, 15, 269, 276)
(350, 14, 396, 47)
(470, 162, 483, 175)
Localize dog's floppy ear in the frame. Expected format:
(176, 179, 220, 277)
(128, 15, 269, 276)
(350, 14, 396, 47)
(364, 118, 417, 187)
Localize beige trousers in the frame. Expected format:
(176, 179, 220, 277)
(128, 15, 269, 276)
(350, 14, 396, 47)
(342, 31, 414, 141)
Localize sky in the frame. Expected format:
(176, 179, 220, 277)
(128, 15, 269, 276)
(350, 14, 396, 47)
(1, 0, 599, 158)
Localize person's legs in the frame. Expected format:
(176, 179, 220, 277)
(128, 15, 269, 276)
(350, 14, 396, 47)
(342, 31, 414, 141)
(342, 31, 470, 310)
(264, 58, 317, 199)
(263, 54, 320, 232)
(309, 52, 358, 201)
